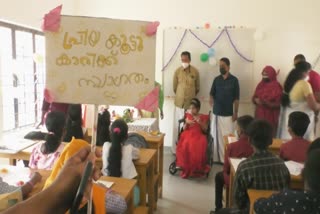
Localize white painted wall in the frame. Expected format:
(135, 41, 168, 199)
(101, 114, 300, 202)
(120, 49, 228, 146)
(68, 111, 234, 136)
(75, 0, 320, 146)
(0, 0, 77, 29)
(3, 0, 320, 147)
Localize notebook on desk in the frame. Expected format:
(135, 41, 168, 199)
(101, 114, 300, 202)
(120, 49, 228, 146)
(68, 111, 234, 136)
(0, 139, 37, 154)
(230, 158, 246, 172)
(285, 161, 304, 176)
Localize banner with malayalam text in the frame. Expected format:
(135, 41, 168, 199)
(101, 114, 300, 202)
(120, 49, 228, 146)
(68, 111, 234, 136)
(45, 15, 156, 105)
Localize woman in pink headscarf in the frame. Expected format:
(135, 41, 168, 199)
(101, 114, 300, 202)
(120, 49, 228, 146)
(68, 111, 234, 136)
(252, 66, 283, 135)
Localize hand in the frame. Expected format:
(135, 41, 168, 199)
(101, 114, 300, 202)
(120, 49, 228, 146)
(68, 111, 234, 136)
(194, 117, 201, 123)
(254, 98, 262, 105)
(185, 118, 195, 125)
(30, 172, 42, 184)
(52, 146, 102, 208)
(232, 113, 238, 122)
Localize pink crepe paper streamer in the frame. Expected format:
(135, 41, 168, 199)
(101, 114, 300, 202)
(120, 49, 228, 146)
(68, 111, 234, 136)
(146, 21, 160, 36)
(42, 5, 62, 32)
(135, 87, 159, 112)
(44, 88, 54, 103)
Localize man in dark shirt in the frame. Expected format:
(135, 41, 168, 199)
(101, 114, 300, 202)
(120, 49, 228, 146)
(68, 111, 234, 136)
(210, 57, 240, 163)
(254, 148, 320, 214)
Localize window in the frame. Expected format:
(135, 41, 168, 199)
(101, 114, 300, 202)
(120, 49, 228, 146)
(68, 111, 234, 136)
(0, 21, 45, 131)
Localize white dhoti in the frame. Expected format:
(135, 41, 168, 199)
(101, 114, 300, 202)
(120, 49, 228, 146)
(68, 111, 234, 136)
(172, 106, 185, 154)
(211, 114, 235, 163)
(277, 102, 315, 141)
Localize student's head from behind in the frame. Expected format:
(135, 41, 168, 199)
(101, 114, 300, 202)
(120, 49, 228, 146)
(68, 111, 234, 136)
(189, 98, 201, 115)
(294, 54, 306, 66)
(44, 111, 66, 154)
(295, 61, 311, 78)
(288, 111, 310, 137)
(303, 149, 320, 192)
(219, 57, 230, 75)
(64, 104, 83, 142)
(247, 120, 273, 151)
(107, 119, 129, 177)
(96, 109, 111, 146)
(181, 51, 191, 68)
(236, 115, 254, 137)
(308, 138, 320, 155)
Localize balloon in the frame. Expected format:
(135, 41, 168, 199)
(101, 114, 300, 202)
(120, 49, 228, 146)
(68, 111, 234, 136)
(146, 21, 160, 36)
(204, 22, 210, 29)
(254, 30, 264, 41)
(209, 57, 217, 66)
(208, 48, 215, 57)
(200, 53, 209, 62)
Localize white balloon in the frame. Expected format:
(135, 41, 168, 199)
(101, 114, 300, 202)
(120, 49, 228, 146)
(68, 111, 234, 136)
(254, 30, 264, 41)
(209, 57, 217, 66)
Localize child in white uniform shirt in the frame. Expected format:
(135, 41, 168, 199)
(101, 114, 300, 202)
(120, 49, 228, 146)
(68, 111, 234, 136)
(102, 119, 140, 179)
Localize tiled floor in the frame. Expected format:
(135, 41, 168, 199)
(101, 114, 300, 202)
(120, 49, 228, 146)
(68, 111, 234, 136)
(155, 147, 222, 214)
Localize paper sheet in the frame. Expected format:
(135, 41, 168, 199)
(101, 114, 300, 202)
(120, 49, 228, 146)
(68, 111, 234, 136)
(42, 5, 62, 32)
(227, 136, 238, 144)
(230, 158, 246, 172)
(285, 161, 304, 176)
(96, 180, 114, 188)
(0, 139, 37, 154)
(135, 86, 159, 112)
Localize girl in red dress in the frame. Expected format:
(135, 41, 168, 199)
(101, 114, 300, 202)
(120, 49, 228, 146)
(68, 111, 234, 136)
(176, 98, 210, 178)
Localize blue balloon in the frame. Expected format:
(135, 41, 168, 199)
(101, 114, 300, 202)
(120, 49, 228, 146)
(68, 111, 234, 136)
(208, 48, 215, 57)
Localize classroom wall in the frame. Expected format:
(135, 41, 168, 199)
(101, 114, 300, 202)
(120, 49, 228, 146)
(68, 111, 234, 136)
(75, 0, 320, 146)
(0, 0, 77, 29)
(2, 0, 320, 147)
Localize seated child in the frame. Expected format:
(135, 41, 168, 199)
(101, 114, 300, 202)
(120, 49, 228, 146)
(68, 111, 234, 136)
(254, 147, 320, 214)
(280, 111, 310, 163)
(102, 119, 140, 207)
(233, 120, 290, 213)
(176, 98, 210, 179)
(0, 172, 41, 212)
(213, 115, 254, 212)
(29, 111, 65, 170)
(63, 104, 84, 142)
(102, 119, 139, 178)
(96, 109, 111, 146)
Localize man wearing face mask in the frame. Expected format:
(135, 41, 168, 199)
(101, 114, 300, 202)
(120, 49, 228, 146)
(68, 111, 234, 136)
(173, 51, 200, 153)
(252, 66, 282, 136)
(210, 57, 239, 163)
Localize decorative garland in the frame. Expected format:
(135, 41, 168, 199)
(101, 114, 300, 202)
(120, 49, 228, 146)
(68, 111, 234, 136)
(161, 29, 188, 71)
(162, 27, 254, 71)
(225, 28, 254, 63)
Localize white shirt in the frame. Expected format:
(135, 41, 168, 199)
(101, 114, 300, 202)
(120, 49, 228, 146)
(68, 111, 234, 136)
(102, 142, 139, 179)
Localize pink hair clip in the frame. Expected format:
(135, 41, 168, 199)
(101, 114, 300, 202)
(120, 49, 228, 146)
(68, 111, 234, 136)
(113, 127, 121, 134)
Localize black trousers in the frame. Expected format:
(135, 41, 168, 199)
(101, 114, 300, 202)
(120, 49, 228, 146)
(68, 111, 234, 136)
(215, 171, 225, 211)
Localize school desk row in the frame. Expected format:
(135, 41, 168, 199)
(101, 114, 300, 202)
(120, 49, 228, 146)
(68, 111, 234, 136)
(223, 135, 304, 209)
(0, 131, 165, 214)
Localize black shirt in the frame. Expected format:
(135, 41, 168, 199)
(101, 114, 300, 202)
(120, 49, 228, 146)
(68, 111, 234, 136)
(254, 189, 320, 214)
(210, 74, 240, 116)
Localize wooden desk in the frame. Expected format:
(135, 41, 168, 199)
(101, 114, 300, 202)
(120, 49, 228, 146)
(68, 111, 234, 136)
(0, 165, 50, 198)
(247, 189, 277, 214)
(228, 158, 303, 208)
(136, 131, 165, 198)
(99, 176, 137, 214)
(0, 142, 39, 165)
(133, 148, 157, 214)
(223, 135, 286, 155)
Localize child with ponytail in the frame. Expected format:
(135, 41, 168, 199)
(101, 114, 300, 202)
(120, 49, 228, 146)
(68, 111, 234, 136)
(102, 119, 139, 178)
(29, 111, 66, 170)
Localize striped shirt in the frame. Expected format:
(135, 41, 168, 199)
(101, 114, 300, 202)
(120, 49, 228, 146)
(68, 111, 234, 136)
(233, 150, 290, 212)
